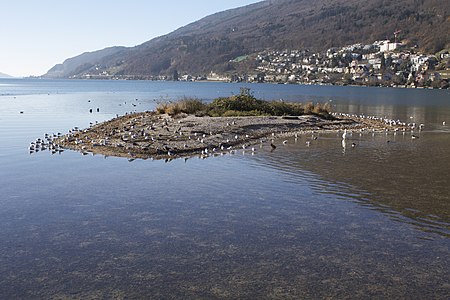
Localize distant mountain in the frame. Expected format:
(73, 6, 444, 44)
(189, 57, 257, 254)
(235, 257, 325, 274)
(0, 72, 12, 78)
(44, 46, 127, 78)
(44, 0, 450, 79)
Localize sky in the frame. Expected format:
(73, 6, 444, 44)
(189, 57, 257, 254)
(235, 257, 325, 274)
(1, 0, 262, 77)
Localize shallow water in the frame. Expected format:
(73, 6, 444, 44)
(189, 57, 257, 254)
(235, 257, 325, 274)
(0, 79, 449, 298)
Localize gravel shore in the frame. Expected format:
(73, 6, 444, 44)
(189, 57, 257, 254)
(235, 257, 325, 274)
(52, 111, 406, 160)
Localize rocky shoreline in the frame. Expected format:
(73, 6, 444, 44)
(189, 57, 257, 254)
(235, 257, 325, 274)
(49, 111, 408, 160)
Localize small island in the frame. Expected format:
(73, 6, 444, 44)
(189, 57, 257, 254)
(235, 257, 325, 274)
(53, 91, 408, 160)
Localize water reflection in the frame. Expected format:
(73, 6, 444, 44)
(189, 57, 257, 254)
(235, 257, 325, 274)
(334, 101, 450, 131)
(254, 132, 450, 238)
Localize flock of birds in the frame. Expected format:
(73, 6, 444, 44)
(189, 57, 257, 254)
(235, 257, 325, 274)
(29, 132, 65, 155)
(28, 101, 448, 161)
(28, 98, 144, 156)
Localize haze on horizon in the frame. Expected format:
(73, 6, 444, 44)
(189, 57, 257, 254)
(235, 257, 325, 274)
(1, 0, 261, 77)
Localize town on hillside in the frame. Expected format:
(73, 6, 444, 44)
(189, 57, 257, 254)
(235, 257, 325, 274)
(181, 39, 450, 89)
(75, 39, 450, 90)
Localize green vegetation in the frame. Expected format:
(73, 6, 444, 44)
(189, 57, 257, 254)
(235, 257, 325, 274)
(231, 55, 249, 63)
(156, 90, 332, 119)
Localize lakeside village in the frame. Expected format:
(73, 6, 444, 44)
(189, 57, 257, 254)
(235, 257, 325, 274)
(82, 39, 450, 89)
(192, 40, 450, 89)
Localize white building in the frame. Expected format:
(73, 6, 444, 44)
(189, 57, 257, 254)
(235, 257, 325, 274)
(410, 55, 430, 72)
(379, 40, 402, 52)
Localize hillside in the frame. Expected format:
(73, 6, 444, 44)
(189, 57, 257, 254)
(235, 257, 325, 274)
(43, 0, 450, 79)
(44, 47, 127, 78)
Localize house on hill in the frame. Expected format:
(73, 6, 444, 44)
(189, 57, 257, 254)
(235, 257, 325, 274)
(378, 40, 402, 52)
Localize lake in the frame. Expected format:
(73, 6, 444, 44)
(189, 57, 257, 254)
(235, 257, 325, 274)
(0, 78, 449, 299)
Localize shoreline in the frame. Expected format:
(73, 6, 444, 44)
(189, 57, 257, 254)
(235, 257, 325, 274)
(22, 77, 449, 90)
(52, 112, 408, 160)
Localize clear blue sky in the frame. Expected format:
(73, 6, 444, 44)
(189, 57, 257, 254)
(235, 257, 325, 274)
(1, 0, 262, 77)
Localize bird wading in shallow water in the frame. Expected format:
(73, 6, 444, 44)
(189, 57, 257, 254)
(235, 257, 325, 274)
(342, 129, 347, 140)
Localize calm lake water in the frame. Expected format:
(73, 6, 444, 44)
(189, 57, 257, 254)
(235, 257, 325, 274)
(0, 78, 449, 299)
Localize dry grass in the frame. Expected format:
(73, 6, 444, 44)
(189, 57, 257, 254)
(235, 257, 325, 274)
(156, 97, 206, 116)
(156, 95, 333, 118)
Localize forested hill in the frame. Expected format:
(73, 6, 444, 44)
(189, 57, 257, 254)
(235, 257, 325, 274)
(44, 0, 450, 78)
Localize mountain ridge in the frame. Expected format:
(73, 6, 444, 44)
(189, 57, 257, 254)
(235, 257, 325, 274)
(0, 72, 13, 78)
(45, 46, 127, 78)
(43, 0, 450, 79)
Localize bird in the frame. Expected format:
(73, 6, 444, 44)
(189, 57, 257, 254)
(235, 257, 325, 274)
(342, 129, 347, 140)
(411, 134, 419, 139)
(270, 143, 277, 150)
(443, 121, 447, 126)
(282, 140, 288, 145)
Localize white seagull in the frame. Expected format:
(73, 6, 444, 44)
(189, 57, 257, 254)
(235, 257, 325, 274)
(342, 129, 348, 140)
